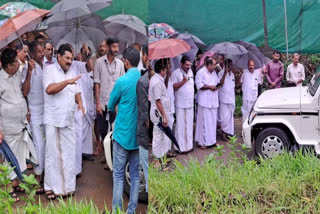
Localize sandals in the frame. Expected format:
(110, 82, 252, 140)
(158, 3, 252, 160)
(166, 152, 177, 158)
(93, 141, 103, 156)
(27, 163, 33, 170)
(13, 185, 25, 194)
(36, 186, 45, 194)
(45, 191, 56, 200)
(9, 191, 20, 202)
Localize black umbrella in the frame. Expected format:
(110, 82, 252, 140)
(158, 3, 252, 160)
(155, 110, 181, 152)
(0, 140, 24, 182)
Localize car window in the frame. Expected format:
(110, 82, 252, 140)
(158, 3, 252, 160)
(309, 66, 320, 96)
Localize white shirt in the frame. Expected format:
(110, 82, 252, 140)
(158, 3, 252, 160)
(43, 56, 57, 66)
(195, 67, 220, 108)
(21, 62, 44, 124)
(218, 70, 235, 105)
(43, 62, 80, 127)
(286, 63, 305, 86)
(241, 69, 260, 102)
(167, 77, 175, 114)
(171, 67, 194, 108)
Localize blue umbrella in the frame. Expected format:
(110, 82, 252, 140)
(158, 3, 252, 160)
(0, 140, 24, 181)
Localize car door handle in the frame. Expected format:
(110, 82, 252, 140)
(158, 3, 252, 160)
(302, 116, 310, 119)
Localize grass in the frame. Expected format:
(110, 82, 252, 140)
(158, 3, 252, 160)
(235, 95, 242, 117)
(149, 150, 320, 213)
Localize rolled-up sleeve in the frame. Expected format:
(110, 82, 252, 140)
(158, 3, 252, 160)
(152, 82, 162, 101)
(93, 60, 101, 84)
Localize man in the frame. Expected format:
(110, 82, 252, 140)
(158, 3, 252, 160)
(132, 43, 144, 71)
(218, 59, 235, 141)
(241, 60, 260, 123)
(266, 50, 284, 89)
(43, 41, 56, 67)
(0, 48, 37, 202)
(216, 54, 225, 72)
(21, 41, 46, 193)
(43, 44, 85, 200)
(286, 53, 305, 87)
(136, 44, 149, 192)
(195, 57, 220, 149)
(107, 47, 141, 213)
(94, 38, 125, 154)
(35, 34, 46, 47)
(171, 55, 194, 153)
(150, 60, 171, 159)
(16, 41, 29, 74)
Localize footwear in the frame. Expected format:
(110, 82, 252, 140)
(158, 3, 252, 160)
(93, 141, 103, 156)
(12, 185, 25, 193)
(200, 146, 207, 150)
(221, 133, 228, 142)
(45, 191, 56, 200)
(27, 163, 33, 170)
(166, 152, 177, 158)
(9, 191, 20, 202)
(36, 186, 45, 194)
(82, 155, 94, 161)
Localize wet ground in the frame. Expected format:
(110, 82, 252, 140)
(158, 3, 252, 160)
(2, 153, 147, 213)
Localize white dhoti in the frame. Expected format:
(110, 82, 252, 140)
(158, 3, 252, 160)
(195, 105, 217, 147)
(82, 115, 94, 155)
(175, 107, 194, 152)
(242, 100, 256, 123)
(44, 124, 76, 195)
(30, 122, 45, 176)
(74, 110, 83, 175)
(218, 103, 235, 136)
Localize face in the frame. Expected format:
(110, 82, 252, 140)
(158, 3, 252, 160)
(196, 53, 203, 61)
(44, 43, 53, 59)
(218, 55, 224, 65)
(248, 60, 255, 72)
(37, 38, 45, 46)
(58, 51, 73, 72)
(293, 55, 299, 65)
(33, 45, 44, 65)
(21, 34, 28, 42)
(181, 60, 192, 72)
(206, 59, 217, 72)
(160, 67, 167, 78)
(142, 53, 148, 68)
(18, 45, 28, 62)
(7, 56, 20, 75)
(273, 53, 280, 62)
(99, 40, 107, 56)
(107, 42, 119, 57)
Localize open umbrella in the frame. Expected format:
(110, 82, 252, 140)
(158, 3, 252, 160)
(207, 42, 248, 55)
(0, 140, 24, 181)
(155, 110, 181, 152)
(148, 39, 190, 60)
(0, 2, 38, 18)
(104, 14, 147, 52)
(226, 52, 263, 69)
(234, 40, 271, 65)
(49, 0, 112, 22)
(196, 51, 216, 71)
(148, 23, 177, 43)
(0, 9, 49, 50)
(175, 32, 206, 50)
(46, 14, 106, 54)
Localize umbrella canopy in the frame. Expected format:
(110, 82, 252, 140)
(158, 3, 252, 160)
(0, 18, 8, 27)
(104, 14, 147, 51)
(0, 140, 24, 181)
(46, 14, 106, 54)
(226, 52, 263, 69)
(207, 42, 248, 55)
(49, 0, 112, 21)
(148, 23, 177, 43)
(0, 2, 38, 18)
(234, 40, 271, 65)
(196, 51, 216, 71)
(148, 39, 190, 60)
(176, 32, 206, 50)
(0, 9, 50, 50)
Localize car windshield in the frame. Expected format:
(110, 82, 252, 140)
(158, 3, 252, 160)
(309, 66, 320, 96)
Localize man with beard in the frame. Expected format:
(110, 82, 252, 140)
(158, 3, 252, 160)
(43, 44, 85, 200)
(94, 38, 125, 154)
(266, 50, 284, 89)
(22, 41, 46, 194)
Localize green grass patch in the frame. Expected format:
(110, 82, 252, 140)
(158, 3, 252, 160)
(149, 150, 320, 213)
(235, 95, 242, 117)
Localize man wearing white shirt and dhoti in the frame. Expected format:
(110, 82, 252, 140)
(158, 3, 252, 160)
(21, 41, 47, 194)
(43, 44, 85, 200)
(171, 55, 194, 153)
(195, 57, 220, 149)
(150, 60, 171, 159)
(286, 53, 305, 87)
(218, 59, 236, 141)
(0, 48, 38, 202)
(241, 60, 260, 123)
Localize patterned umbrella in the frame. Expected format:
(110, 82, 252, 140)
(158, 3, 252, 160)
(148, 23, 177, 43)
(0, 2, 38, 18)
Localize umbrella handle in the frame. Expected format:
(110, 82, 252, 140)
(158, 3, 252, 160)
(155, 109, 163, 123)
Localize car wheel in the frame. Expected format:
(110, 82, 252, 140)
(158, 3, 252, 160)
(255, 127, 290, 158)
(124, 162, 148, 204)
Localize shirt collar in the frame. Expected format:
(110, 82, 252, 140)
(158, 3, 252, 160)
(55, 62, 69, 74)
(154, 72, 164, 81)
(0, 68, 17, 79)
(104, 55, 117, 66)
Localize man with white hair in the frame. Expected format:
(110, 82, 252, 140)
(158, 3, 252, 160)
(286, 53, 305, 87)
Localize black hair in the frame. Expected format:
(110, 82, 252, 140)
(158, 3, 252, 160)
(217, 54, 225, 59)
(35, 34, 45, 41)
(224, 59, 233, 66)
(205, 56, 214, 66)
(29, 41, 42, 55)
(106, 37, 119, 46)
(273, 50, 281, 55)
(44, 41, 53, 48)
(154, 60, 165, 73)
(141, 44, 148, 55)
(57, 44, 73, 57)
(196, 49, 203, 56)
(80, 46, 92, 54)
(181, 55, 191, 64)
(16, 41, 28, 51)
(1, 48, 17, 69)
(123, 46, 140, 67)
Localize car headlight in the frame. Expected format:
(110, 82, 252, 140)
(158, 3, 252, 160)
(248, 110, 257, 124)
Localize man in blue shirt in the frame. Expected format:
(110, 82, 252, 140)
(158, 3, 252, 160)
(107, 46, 141, 214)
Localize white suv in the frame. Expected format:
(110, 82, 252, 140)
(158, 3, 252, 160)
(242, 69, 320, 158)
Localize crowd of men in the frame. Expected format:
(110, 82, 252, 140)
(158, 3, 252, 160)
(149, 50, 305, 166)
(0, 33, 149, 214)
